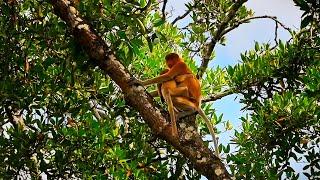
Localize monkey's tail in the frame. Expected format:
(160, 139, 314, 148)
(198, 108, 220, 158)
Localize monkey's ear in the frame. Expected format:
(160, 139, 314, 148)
(128, 77, 143, 86)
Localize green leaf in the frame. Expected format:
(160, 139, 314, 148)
(154, 19, 165, 27)
(301, 15, 313, 28)
(225, 144, 230, 153)
(254, 42, 260, 51)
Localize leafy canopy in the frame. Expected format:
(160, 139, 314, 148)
(0, 0, 319, 179)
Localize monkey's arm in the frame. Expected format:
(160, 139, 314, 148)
(129, 70, 175, 87)
(141, 63, 187, 86)
(129, 68, 172, 87)
(140, 74, 172, 86)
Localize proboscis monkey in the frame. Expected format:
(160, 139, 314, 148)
(130, 53, 219, 157)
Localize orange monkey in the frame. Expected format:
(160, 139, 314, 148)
(149, 69, 190, 102)
(130, 53, 219, 157)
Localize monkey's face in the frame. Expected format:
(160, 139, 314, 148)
(166, 58, 177, 68)
(166, 59, 173, 68)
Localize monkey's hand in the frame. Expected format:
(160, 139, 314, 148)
(128, 77, 144, 86)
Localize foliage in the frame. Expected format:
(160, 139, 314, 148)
(0, 0, 319, 179)
(225, 1, 320, 178)
(0, 0, 170, 178)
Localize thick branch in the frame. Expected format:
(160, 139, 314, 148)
(49, 1, 231, 179)
(197, 0, 248, 79)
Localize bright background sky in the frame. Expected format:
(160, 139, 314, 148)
(166, 0, 304, 179)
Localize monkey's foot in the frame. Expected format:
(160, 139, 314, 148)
(127, 77, 143, 86)
(164, 124, 179, 138)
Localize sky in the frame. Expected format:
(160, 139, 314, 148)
(166, 0, 304, 179)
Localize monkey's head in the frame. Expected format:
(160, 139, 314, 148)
(165, 53, 181, 68)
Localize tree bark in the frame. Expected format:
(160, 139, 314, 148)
(49, 1, 232, 179)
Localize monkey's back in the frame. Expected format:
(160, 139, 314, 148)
(175, 75, 201, 107)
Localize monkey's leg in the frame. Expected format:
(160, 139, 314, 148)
(172, 97, 198, 111)
(150, 84, 188, 98)
(171, 97, 198, 119)
(170, 86, 189, 97)
(163, 92, 178, 137)
(160, 81, 190, 137)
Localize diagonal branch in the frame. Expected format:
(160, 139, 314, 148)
(202, 89, 235, 103)
(48, 1, 231, 179)
(171, 1, 198, 25)
(197, 0, 248, 79)
(136, 0, 152, 12)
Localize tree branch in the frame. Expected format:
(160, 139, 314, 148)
(222, 15, 292, 53)
(161, 0, 168, 20)
(48, 1, 231, 179)
(221, 15, 291, 37)
(202, 89, 235, 103)
(271, 20, 279, 50)
(171, 2, 198, 25)
(197, 0, 248, 79)
(136, 0, 152, 12)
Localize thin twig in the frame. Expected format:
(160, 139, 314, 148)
(172, 2, 198, 25)
(185, 44, 201, 52)
(270, 21, 279, 50)
(202, 89, 234, 103)
(222, 15, 291, 52)
(222, 15, 291, 36)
